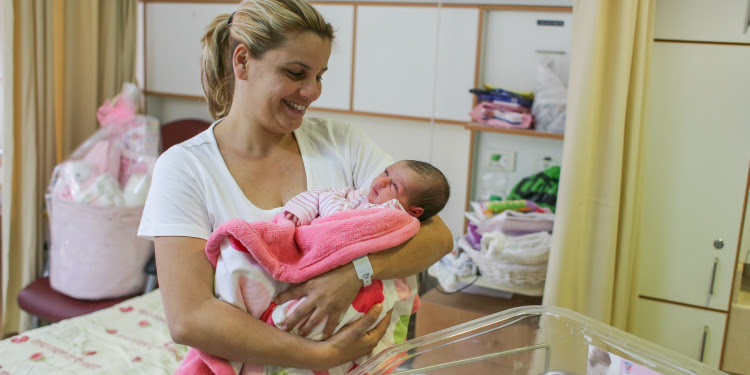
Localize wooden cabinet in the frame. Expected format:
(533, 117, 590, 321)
(635, 1, 750, 368)
(638, 42, 750, 311)
(635, 299, 727, 367)
(654, 0, 750, 43)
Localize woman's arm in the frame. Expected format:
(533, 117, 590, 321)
(154, 236, 391, 370)
(369, 215, 454, 279)
(275, 214, 453, 337)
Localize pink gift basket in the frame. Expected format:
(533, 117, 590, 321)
(46, 83, 159, 300)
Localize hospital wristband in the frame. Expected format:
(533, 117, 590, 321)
(352, 255, 374, 287)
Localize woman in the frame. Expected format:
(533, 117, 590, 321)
(138, 0, 453, 370)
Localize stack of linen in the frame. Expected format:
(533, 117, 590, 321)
(462, 210, 554, 288)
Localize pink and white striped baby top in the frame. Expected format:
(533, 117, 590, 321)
(283, 186, 405, 226)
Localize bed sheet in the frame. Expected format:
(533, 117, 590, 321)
(0, 289, 187, 374)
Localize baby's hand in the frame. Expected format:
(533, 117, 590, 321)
(285, 212, 301, 226)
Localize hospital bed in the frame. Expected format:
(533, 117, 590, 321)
(0, 289, 186, 374)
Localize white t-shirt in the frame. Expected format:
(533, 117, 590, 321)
(138, 117, 394, 240)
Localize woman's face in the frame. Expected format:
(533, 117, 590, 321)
(241, 32, 332, 133)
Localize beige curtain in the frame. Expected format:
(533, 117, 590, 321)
(1, 0, 136, 336)
(542, 0, 654, 331)
(1, 0, 56, 337)
(63, 0, 137, 155)
(0, 0, 12, 338)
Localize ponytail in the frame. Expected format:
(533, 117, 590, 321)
(200, 0, 334, 120)
(201, 14, 235, 120)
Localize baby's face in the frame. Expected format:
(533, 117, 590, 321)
(368, 162, 420, 209)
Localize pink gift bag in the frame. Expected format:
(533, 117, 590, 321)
(48, 196, 152, 300)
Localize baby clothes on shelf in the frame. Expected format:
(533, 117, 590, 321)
(477, 210, 554, 236)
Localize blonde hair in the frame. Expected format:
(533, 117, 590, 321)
(200, 0, 334, 119)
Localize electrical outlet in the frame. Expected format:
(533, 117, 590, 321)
(533, 154, 560, 171)
(487, 150, 516, 172)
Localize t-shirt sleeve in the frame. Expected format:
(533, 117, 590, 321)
(138, 148, 212, 241)
(346, 125, 394, 189)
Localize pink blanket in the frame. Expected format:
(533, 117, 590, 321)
(206, 208, 420, 282)
(177, 208, 421, 375)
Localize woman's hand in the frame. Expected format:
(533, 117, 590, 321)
(315, 304, 392, 370)
(274, 263, 362, 338)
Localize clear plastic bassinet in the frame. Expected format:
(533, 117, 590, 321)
(351, 305, 726, 375)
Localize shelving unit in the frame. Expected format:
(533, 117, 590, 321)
(463, 122, 565, 223)
(454, 7, 569, 300)
(464, 123, 564, 140)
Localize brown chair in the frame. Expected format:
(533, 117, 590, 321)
(160, 118, 212, 152)
(18, 118, 211, 328)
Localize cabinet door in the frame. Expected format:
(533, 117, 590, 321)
(655, 0, 750, 44)
(634, 298, 727, 368)
(433, 7, 480, 122)
(638, 43, 750, 310)
(353, 6, 477, 120)
(145, 3, 237, 96)
(311, 4, 354, 111)
(481, 10, 572, 93)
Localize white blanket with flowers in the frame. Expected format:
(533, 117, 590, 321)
(0, 290, 186, 375)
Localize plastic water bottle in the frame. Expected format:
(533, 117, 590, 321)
(476, 154, 509, 202)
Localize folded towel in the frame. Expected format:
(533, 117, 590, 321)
(480, 231, 551, 265)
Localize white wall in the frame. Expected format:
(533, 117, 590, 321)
(140, 1, 572, 240)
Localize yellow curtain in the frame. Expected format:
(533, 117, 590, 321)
(1, 0, 136, 336)
(1, 0, 56, 337)
(542, 0, 654, 331)
(63, 0, 137, 155)
(0, 0, 11, 338)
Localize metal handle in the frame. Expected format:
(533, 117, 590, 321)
(535, 50, 566, 55)
(708, 257, 719, 295)
(699, 325, 709, 362)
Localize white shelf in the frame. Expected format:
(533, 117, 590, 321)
(457, 274, 544, 297)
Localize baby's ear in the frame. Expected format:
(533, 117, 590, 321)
(407, 206, 424, 218)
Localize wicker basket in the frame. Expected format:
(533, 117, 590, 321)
(458, 235, 547, 288)
(480, 231, 551, 265)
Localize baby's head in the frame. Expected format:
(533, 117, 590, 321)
(368, 160, 450, 222)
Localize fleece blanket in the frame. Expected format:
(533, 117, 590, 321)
(176, 208, 422, 375)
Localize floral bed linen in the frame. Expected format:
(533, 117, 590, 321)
(0, 289, 187, 374)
